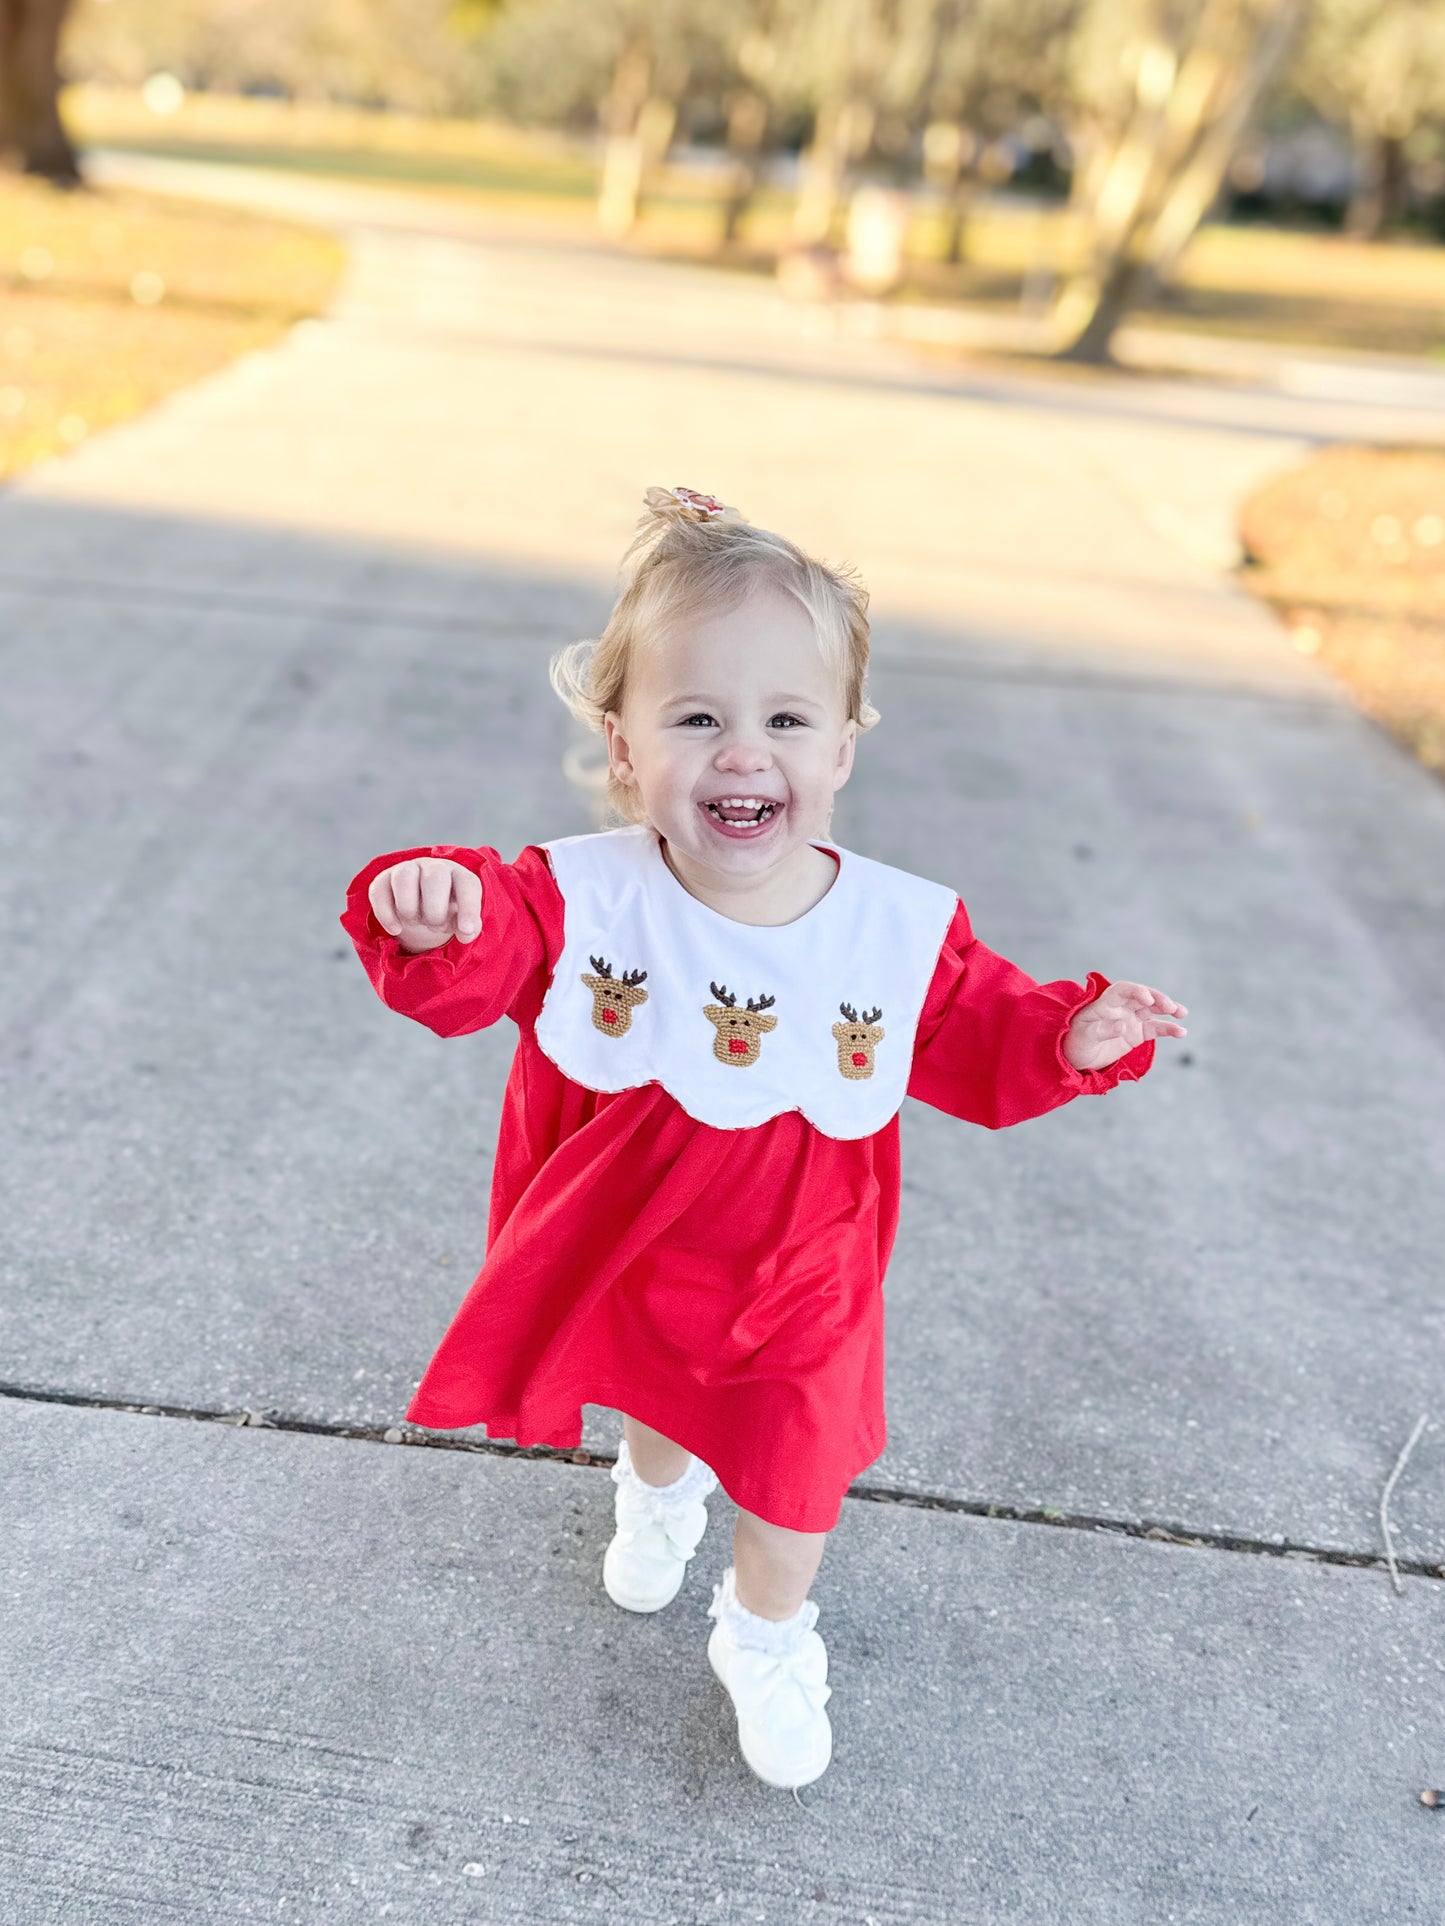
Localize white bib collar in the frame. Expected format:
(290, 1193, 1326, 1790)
(533, 824, 958, 1139)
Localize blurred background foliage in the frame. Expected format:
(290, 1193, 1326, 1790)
(65, 0, 490, 116)
(15, 0, 1433, 360)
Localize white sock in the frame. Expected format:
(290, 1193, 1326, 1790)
(707, 1564, 819, 1656)
(612, 1435, 718, 1508)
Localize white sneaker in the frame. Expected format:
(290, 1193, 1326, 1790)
(601, 1438, 718, 1614)
(707, 1566, 832, 1789)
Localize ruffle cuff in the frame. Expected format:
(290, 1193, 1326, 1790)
(1051, 969, 1156, 1094)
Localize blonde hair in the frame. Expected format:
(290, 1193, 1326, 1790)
(549, 487, 880, 827)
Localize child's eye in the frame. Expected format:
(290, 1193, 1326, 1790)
(676, 712, 805, 728)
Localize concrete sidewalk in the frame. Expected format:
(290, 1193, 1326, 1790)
(5, 1396, 1442, 1923)
(4, 162, 1443, 1920)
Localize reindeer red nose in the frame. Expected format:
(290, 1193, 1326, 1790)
(729, 1038, 748, 1055)
(851, 1051, 868, 1067)
(603, 1009, 617, 1024)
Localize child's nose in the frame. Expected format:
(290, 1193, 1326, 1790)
(714, 735, 773, 772)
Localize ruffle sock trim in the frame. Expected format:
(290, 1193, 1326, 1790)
(707, 1564, 820, 1657)
(612, 1435, 719, 1509)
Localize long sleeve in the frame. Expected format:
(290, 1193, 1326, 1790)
(339, 843, 562, 1038)
(906, 898, 1154, 1130)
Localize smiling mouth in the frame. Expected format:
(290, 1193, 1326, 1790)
(703, 799, 779, 826)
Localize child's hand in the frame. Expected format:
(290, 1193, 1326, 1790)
(1062, 981, 1187, 1072)
(368, 858, 483, 953)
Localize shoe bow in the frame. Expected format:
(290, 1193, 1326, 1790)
(614, 1490, 708, 1560)
(730, 1641, 832, 1719)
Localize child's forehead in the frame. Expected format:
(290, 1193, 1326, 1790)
(639, 591, 831, 686)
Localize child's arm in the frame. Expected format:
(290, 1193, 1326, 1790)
(339, 844, 557, 1038)
(907, 899, 1182, 1129)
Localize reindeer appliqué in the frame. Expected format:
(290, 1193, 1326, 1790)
(580, 955, 649, 1037)
(833, 1002, 884, 1080)
(703, 982, 778, 1068)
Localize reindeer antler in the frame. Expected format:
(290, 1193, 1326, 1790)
(621, 967, 648, 987)
(710, 981, 737, 1008)
(839, 1001, 858, 1022)
(862, 1006, 882, 1025)
(589, 955, 613, 978)
(746, 992, 776, 1013)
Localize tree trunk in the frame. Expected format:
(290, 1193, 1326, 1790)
(793, 97, 874, 248)
(943, 173, 973, 263)
(1143, 0, 1308, 289)
(794, 104, 847, 247)
(597, 34, 651, 237)
(598, 96, 679, 237)
(720, 86, 768, 246)
(1346, 132, 1406, 241)
(1053, 251, 1147, 362)
(922, 120, 974, 263)
(1050, 0, 1306, 363)
(0, 0, 79, 184)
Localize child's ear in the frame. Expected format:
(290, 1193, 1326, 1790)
(604, 711, 635, 783)
(833, 720, 857, 789)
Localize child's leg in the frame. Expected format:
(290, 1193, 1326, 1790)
(605, 1415, 716, 1616)
(620, 1412, 692, 1486)
(617, 1416, 826, 1620)
(733, 1510, 826, 1620)
(710, 1513, 833, 1790)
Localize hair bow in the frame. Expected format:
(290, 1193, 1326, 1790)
(644, 485, 743, 524)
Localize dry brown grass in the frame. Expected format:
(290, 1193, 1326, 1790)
(0, 173, 343, 481)
(1239, 446, 1445, 774)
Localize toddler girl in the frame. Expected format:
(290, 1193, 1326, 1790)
(340, 485, 1186, 1792)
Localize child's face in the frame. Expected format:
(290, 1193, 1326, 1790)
(605, 582, 857, 878)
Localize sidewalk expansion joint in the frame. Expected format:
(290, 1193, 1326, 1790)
(5, 1380, 1440, 1586)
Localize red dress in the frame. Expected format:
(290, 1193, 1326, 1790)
(341, 841, 1154, 1533)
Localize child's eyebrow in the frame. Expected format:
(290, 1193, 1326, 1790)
(660, 692, 826, 710)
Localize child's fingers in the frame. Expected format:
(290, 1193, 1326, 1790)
(1133, 986, 1187, 1017)
(451, 865, 483, 939)
(368, 870, 403, 936)
(418, 859, 455, 930)
(1090, 1011, 1188, 1044)
(387, 860, 422, 925)
(1108, 982, 1188, 1018)
(1099, 980, 1148, 1012)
